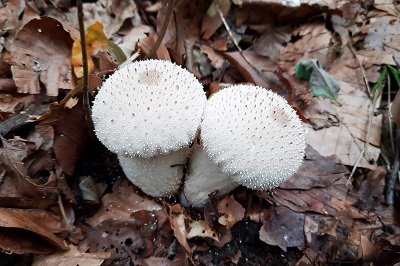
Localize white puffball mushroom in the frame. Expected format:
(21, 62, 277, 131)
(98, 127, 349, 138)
(118, 149, 189, 197)
(182, 144, 238, 207)
(202, 85, 306, 190)
(183, 85, 306, 206)
(91, 59, 206, 197)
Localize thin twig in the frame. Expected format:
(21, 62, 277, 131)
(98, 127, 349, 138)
(346, 36, 380, 182)
(216, 5, 258, 73)
(347, 37, 372, 97)
(386, 128, 400, 204)
(77, 0, 92, 128)
(145, 0, 174, 59)
(388, 75, 395, 154)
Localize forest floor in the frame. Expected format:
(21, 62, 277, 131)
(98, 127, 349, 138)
(0, 0, 400, 265)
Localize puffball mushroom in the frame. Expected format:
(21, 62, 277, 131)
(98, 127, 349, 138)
(183, 85, 306, 206)
(182, 144, 238, 207)
(91, 59, 206, 197)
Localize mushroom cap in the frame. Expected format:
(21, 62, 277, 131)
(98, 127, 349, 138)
(91, 60, 206, 157)
(201, 85, 306, 190)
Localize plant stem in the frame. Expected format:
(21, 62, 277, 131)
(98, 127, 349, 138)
(77, 0, 92, 128)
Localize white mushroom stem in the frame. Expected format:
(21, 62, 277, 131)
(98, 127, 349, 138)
(118, 148, 189, 197)
(182, 144, 238, 207)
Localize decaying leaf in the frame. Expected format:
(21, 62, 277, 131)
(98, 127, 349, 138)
(305, 81, 382, 169)
(187, 220, 219, 241)
(217, 196, 245, 229)
(32, 244, 111, 266)
(259, 206, 305, 249)
(11, 17, 77, 96)
(83, 0, 140, 36)
(71, 21, 126, 78)
(88, 180, 162, 226)
(0, 207, 68, 254)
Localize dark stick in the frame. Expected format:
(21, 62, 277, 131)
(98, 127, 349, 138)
(386, 127, 400, 204)
(144, 0, 174, 59)
(76, 0, 93, 128)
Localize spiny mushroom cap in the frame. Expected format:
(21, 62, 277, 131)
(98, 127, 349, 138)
(91, 60, 207, 158)
(201, 85, 306, 190)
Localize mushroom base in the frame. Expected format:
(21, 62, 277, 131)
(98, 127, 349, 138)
(118, 148, 189, 197)
(182, 145, 238, 207)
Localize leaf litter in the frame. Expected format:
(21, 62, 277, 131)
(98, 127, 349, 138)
(0, 0, 400, 265)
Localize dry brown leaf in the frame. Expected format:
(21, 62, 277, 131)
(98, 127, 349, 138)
(305, 81, 382, 169)
(89, 180, 162, 226)
(201, 0, 231, 39)
(40, 101, 89, 176)
(259, 206, 305, 249)
(279, 24, 333, 72)
(116, 24, 153, 56)
(167, 204, 191, 252)
(217, 196, 245, 229)
(11, 17, 77, 96)
(0, 207, 68, 254)
(0, 94, 35, 114)
(364, 16, 400, 53)
(0, 0, 25, 32)
(157, 0, 208, 59)
(374, 0, 400, 17)
(253, 25, 291, 60)
(83, 0, 140, 36)
(32, 244, 111, 266)
(280, 145, 348, 190)
(224, 51, 282, 91)
(137, 35, 171, 60)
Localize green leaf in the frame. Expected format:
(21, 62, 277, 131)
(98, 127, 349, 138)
(108, 41, 127, 65)
(372, 66, 387, 95)
(295, 59, 341, 104)
(388, 65, 400, 88)
(294, 60, 316, 80)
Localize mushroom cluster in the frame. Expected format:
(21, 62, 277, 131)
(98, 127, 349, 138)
(92, 59, 306, 206)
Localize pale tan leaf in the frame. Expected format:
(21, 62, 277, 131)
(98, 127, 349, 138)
(32, 244, 110, 266)
(373, 0, 400, 17)
(217, 196, 245, 229)
(305, 81, 382, 169)
(187, 220, 219, 241)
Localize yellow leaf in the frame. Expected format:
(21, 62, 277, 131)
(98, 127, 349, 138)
(71, 21, 110, 78)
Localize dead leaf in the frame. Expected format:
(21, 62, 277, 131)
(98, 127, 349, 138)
(374, 0, 400, 17)
(32, 244, 111, 266)
(83, 0, 140, 36)
(280, 145, 348, 190)
(0, 0, 26, 32)
(279, 24, 333, 72)
(0, 207, 68, 254)
(259, 206, 305, 249)
(116, 25, 153, 56)
(11, 17, 77, 96)
(88, 180, 162, 226)
(224, 51, 282, 91)
(40, 100, 89, 176)
(201, 0, 231, 39)
(217, 196, 245, 229)
(187, 220, 219, 241)
(166, 204, 191, 252)
(305, 81, 382, 169)
(253, 25, 292, 60)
